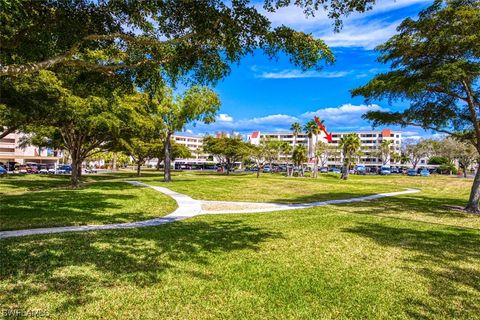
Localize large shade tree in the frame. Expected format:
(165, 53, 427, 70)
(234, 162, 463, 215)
(403, 139, 434, 169)
(352, 0, 480, 212)
(204, 134, 251, 175)
(0, 73, 67, 138)
(22, 70, 144, 187)
(0, 0, 381, 79)
(150, 86, 220, 182)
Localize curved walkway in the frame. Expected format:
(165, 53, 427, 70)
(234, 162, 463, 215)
(0, 181, 419, 239)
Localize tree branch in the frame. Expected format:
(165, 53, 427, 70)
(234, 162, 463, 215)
(398, 121, 455, 136)
(0, 126, 17, 139)
(0, 32, 192, 76)
(461, 80, 480, 151)
(425, 85, 468, 102)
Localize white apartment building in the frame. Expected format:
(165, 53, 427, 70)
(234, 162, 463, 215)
(146, 133, 215, 169)
(248, 129, 402, 168)
(0, 132, 62, 170)
(172, 134, 209, 161)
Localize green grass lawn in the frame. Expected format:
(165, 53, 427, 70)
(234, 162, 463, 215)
(0, 175, 177, 231)
(140, 171, 406, 203)
(1, 171, 479, 319)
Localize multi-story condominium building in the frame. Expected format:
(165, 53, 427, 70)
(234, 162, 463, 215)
(0, 132, 62, 169)
(248, 129, 402, 168)
(172, 134, 210, 162)
(146, 133, 215, 169)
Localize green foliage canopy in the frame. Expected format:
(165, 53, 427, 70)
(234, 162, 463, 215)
(0, 0, 381, 80)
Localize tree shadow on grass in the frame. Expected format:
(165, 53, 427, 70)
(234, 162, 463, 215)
(0, 182, 166, 231)
(0, 174, 139, 193)
(0, 220, 283, 314)
(271, 192, 386, 204)
(0, 174, 71, 193)
(343, 222, 480, 318)
(335, 194, 471, 219)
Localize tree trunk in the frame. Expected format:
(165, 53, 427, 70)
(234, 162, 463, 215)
(226, 160, 230, 175)
(0, 126, 17, 139)
(136, 161, 142, 177)
(70, 157, 83, 188)
(156, 157, 161, 171)
(164, 133, 172, 182)
(112, 152, 118, 171)
(465, 165, 480, 213)
(257, 167, 260, 178)
(341, 162, 349, 180)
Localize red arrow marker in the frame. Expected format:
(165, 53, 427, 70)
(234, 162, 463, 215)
(313, 116, 325, 131)
(314, 116, 333, 142)
(325, 132, 333, 143)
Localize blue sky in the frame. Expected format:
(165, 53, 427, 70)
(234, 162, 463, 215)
(185, 0, 434, 140)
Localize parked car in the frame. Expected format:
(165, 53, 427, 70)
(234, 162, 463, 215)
(330, 168, 341, 174)
(57, 164, 72, 174)
(319, 167, 328, 173)
(390, 167, 399, 174)
(84, 167, 98, 174)
(263, 165, 271, 173)
(420, 169, 430, 177)
(407, 168, 417, 176)
(26, 163, 40, 174)
(355, 165, 366, 175)
(379, 166, 391, 175)
(15, 164, 30, 174)
(0, 165, 7, 174)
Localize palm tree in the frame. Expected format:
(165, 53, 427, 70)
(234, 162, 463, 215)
(290, 122, 302, 147)
(281, 142, 293, 176)
(304, 119, 321, 176)
(292, 144, 308, 177)
(379, 139, 393, 165)
(339, 133, 361, 180)
(314, 141, 329, 178)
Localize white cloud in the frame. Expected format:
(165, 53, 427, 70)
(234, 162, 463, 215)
(301, 104, 389, 125)
(189, 104, 393, 134)
(401, 131, 421, 137)
(258, 0, 432, 49)
(191, 113, 299, 133)
(216, 113, 233, 122)
(255, 69, 349, 79)
(261, 0, 430, 29)
(317, 19, 403, 49)
(242, 114, 299, 125)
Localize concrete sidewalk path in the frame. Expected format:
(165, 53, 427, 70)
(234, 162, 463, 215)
(0, 181, 419, 239)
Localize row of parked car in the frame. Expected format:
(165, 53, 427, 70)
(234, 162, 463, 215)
(0, 163, 84, 175)
(242, 164, 433, 176)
